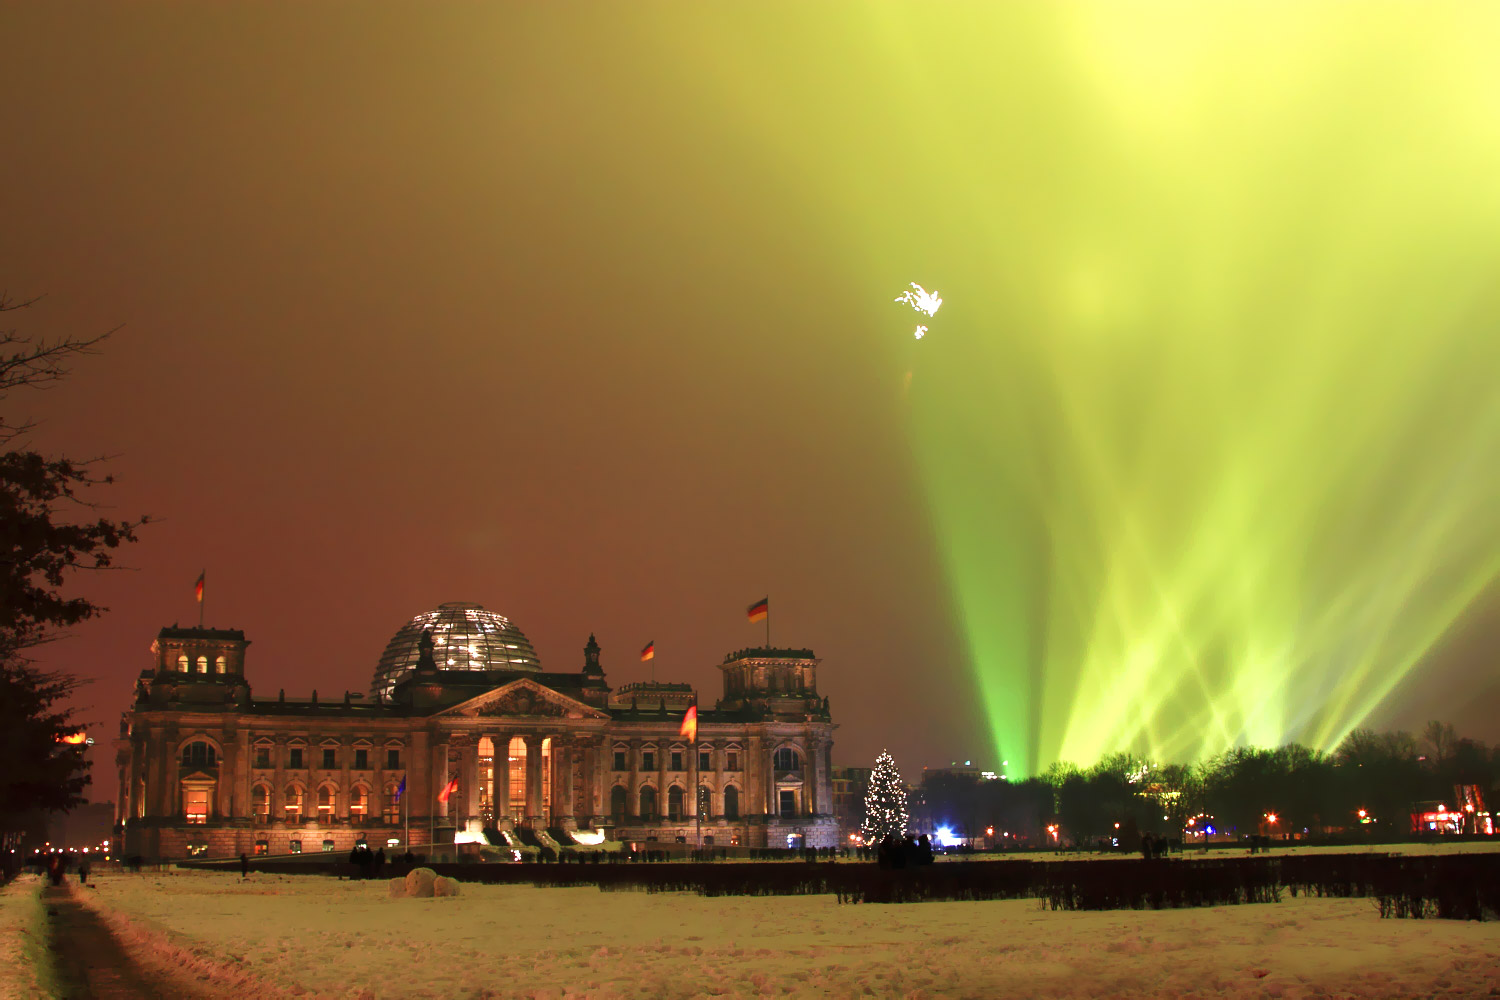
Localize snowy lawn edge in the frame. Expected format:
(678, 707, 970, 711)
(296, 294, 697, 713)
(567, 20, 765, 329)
(0, 874, 54, 1000)
(71, 883, 307, 998)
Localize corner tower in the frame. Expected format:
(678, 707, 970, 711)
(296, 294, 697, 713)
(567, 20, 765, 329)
(717, 647, 827, 719)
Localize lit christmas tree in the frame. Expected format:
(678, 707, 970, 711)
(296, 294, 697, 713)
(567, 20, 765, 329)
(861, 749, 910, 844)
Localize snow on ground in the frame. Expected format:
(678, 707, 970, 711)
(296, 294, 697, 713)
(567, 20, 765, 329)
(0, 874, 49, 1000)
(79, 867, 1500, 1000)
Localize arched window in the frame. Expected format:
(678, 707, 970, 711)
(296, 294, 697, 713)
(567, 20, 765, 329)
(196, 655, 208, 674)
(177, 654, 189, 673)
(668, 786, 685, 822)
(383, 784, 400, 824)
(214, 655, 226, 674)
(724, 785, 740, 820)
(610, 785, 627, 822)
(639, 785, 657, 821)
(349, 786, 367, 821)
(774, 747, 801, 772)
(182, 741, 217, 767)
(252, 784, 271, 823)
(317, 785, 335, 821)
(284, 786, 303, 822)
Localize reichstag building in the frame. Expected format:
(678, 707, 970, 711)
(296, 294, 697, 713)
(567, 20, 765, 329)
(113, 603, 838, 859)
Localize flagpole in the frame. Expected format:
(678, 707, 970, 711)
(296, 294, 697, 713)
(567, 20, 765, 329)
(694, 699, 702, 854)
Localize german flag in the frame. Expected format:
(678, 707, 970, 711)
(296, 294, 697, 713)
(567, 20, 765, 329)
(640, 641, 655, 662)
(747, 597, 768, 623)
(679, 704, 698, 742)
(195, 571, 205, 603)
(437, 777, 459, 803)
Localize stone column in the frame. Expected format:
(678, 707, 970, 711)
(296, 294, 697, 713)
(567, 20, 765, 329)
(820, 741, 835, 819)
(805, 739, 817, 816)
(410, 732, 430, 823)
(215, 730, 235, 820)
(656, 740, 668, 824)
(461, 740, 479, 827)
(579, 740, 597, 822)
(339, 737, 352, 820)
(525, 735, 544, 825)
(150, 727, 170, 818)
(746, 735, 763, 817)
(494, 734, 512, 827)
(557, 741, 576, 826)
(712, 742, 724, 819)
(272, 736, 286, 822)
(481, 734, 496, 826)
(628, 739, 640, 821)
(234, 728, 252, 820)
(430, 735, 450, 820)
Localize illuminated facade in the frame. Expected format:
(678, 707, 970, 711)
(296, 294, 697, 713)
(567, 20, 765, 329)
(114, 604, 838, 860)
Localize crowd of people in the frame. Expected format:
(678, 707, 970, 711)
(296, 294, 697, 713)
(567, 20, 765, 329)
(870, 833, 937, 869)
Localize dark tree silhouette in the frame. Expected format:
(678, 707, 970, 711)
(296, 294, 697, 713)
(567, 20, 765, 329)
(0, 293, 145, 845)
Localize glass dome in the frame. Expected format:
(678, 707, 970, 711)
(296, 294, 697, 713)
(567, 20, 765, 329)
(372, 602, 541, 700)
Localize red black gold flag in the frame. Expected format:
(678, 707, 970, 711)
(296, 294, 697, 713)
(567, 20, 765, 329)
(747, 597, 768, 623)
(640, 641, 655, 662)
(438, 777, 459, 803)
(679, 704, 698, 742)
(195, 571, 205, 603)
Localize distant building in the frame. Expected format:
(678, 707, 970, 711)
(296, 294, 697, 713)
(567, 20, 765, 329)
(114, 603, 839, 860)
(922, 761, 1000, 782)
(831, 765, 872, 842)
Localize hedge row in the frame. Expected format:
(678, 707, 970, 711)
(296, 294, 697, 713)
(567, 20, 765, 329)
(185, 851, 1500, 918)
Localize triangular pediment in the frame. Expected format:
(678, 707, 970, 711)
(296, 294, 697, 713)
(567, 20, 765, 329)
(436, 678, 607, 720)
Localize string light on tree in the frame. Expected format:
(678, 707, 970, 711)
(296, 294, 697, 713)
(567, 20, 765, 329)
(860, 749, 910, 844)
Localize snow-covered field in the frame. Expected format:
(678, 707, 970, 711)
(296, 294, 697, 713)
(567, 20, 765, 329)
(0, 875, 49, 1000)
(76, 865, 1500, 1000)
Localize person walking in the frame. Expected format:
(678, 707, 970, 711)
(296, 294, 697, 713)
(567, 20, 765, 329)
(240, 852, 250, 878)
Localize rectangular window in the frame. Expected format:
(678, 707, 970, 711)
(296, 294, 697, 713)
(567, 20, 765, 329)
(779, 789, 796, 818)
(642, 751, 656, 772)
(354, 749, 369, 770)
(699, 750, 712, 772)
(613, 750, 627, 771)
(321, 839, 335, 853)
(254, 747, 271, 769)
(670, 750, 684, 772)
(289, 840, 302, 854)
(726, 751, 740, 771)
(184, 787, 210, 825)
(254, 840, 269, 856)
(386, 749, 401, 770)
(703, 835, 715, 847)
(289, 748, 304, 769)
(322, 748, 337, 769)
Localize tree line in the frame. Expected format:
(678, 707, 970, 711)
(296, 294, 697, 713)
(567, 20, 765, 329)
(915, 722, 1495, 845)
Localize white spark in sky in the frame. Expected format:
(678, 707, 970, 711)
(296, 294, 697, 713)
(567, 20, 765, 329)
(895, 282, 943, 318)
(914, 325, 928, 340)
